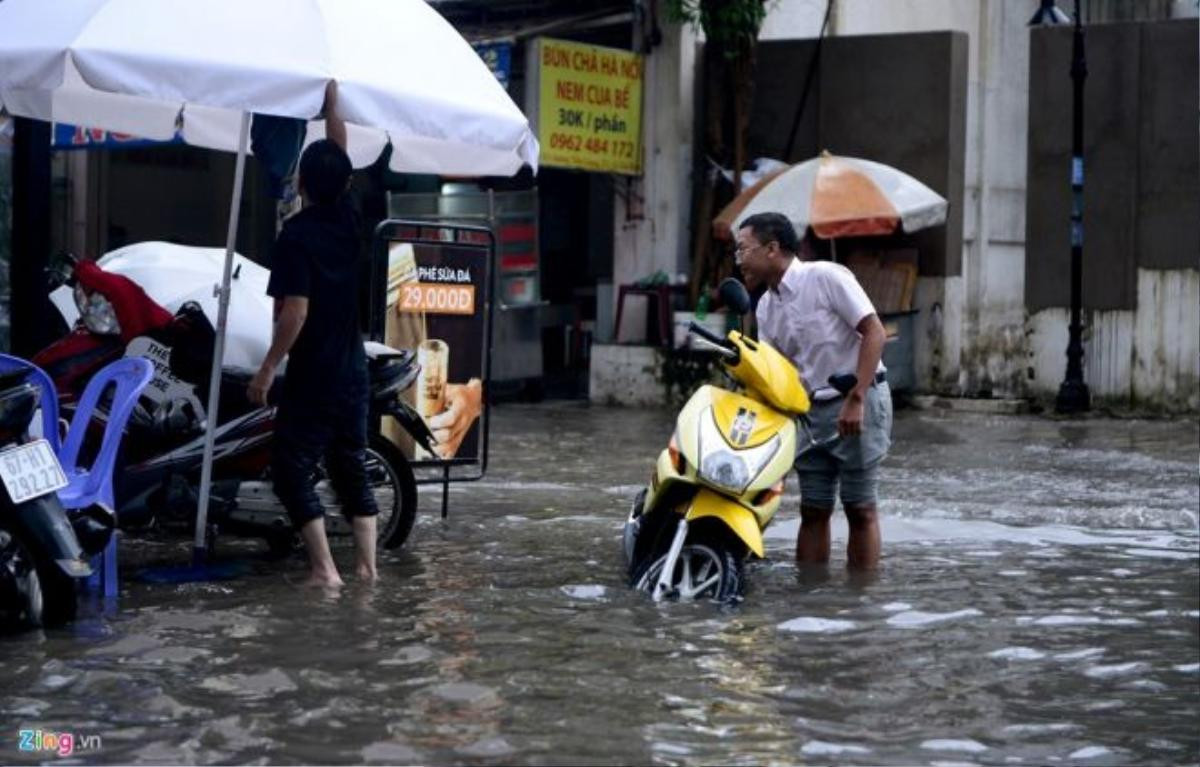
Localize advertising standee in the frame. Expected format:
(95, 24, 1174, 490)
(377, 224, 492, 476)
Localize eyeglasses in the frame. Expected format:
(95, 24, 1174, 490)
(734, 242, 769, 263)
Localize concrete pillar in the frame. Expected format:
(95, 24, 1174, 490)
(10, 118, 54, 357)
(610, 20, 696, 343)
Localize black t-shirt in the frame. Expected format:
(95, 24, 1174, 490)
(267, 197, 367, 397)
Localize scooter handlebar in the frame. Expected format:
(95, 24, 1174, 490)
(688, 321, 729, 348)
(687, 322, 739, 362)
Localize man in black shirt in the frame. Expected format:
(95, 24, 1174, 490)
(248, 83, 377, 588)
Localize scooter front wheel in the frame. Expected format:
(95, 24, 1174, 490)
(0, 524, 76, 629)
(631, 542, 744, 604)
(0, 525, 44, 629)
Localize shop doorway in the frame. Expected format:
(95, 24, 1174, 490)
(537, 168, 613, 398)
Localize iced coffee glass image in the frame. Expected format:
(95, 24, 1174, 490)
(417, 339, 449, 418)
(414, 340, 450, 459)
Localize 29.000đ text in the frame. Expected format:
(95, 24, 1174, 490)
(397, 283, 476, 315)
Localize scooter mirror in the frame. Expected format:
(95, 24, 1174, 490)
(718, 278, 752, 316)
(45, 252, 79, 291)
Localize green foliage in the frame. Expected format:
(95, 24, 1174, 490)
(664, 0, 769, 52)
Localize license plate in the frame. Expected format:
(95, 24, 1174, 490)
(0, 440, 69, 504)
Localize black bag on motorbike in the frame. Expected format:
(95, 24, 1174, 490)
(165, 302, 216, 386)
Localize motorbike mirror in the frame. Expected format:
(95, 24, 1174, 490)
(46, 252, 79, 291)
(718, 278, 752, 316)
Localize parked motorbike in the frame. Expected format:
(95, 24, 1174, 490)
(35, 249, 434, 555)
(0, 368, 112, 629)
(623, 279, 854, 603)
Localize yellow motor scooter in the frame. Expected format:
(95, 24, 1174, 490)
(623, 279, 854, 603)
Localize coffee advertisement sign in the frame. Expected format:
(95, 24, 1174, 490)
(377, 224, 493, 473)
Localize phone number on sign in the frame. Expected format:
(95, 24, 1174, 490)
(547, 133, 636, 159)
(397, 283, 476, 315)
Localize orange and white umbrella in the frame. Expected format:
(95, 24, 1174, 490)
(714, 151, 948, 240)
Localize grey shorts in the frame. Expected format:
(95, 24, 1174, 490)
(795, 381, 892, 508)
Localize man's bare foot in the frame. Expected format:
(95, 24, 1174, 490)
(355, 564, 378, 583)
(304, 571, 345, 589)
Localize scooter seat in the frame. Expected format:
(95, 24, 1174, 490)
(368, 348, 418, 403)
(189, 342, 415, 408)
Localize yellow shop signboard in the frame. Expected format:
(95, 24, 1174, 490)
(535, 37, 643, 175)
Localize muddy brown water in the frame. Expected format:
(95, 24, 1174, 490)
(2, 404, 1197, 765)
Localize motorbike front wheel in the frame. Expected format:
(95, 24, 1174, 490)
(631, 541, 744, 604)
(0, 524, 77, 629)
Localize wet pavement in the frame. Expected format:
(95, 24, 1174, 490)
(2, 402, 1198, 765)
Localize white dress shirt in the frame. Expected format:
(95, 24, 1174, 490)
(756, 257, 885, 401)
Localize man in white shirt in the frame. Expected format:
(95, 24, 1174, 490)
(735, 212, 892, 570)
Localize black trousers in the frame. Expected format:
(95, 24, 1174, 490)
(272, 385, 379, 528)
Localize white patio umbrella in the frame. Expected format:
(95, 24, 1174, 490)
(0, 0, 539, 565)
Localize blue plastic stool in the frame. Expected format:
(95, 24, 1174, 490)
(56, 357, 153, 598)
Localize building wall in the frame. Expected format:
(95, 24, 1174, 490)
(828, 0, 1035, 398)
(1025, 18, 1199, 410)
(1029, 270, 1200, 411)
(611, 20, 698, 343)
(757, 0, 1198, 409)
(1026, 20, 1199, 311)
(750, 32, 969, 278)
(750, 1, 988, 396)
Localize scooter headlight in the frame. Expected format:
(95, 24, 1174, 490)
(697, 407, 782, 493)
(74, 285, 122, 336)
(700, 450, 749, 492)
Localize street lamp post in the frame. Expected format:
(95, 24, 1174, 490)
(1031, 0, 1091, 413)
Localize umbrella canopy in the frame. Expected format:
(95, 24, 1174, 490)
(714, 152, 947, 241)
(0, 0, 538, 175)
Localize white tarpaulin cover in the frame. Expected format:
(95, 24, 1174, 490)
(100, 243, 274, 373)
(0, 0, 538, 174)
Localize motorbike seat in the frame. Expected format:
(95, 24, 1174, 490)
(366, 344, 418, 404)
(213, 343, 416, 406)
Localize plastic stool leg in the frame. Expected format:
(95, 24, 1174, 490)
(102, 534, 118, 599)
(86, 557, 100, 593)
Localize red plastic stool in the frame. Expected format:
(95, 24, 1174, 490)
(614, 284, 679, 347)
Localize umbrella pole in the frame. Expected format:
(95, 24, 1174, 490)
(193, 110, 251, 566)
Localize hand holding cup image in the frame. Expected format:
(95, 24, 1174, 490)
(427, 378, 483, 459)
(415, 339, 483, 459)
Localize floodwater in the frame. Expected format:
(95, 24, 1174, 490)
(2, 403, 1198, 765)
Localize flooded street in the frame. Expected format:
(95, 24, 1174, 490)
(3, 403, 1198, 765)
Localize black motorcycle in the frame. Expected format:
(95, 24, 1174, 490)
(0, 368, 112, 629)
